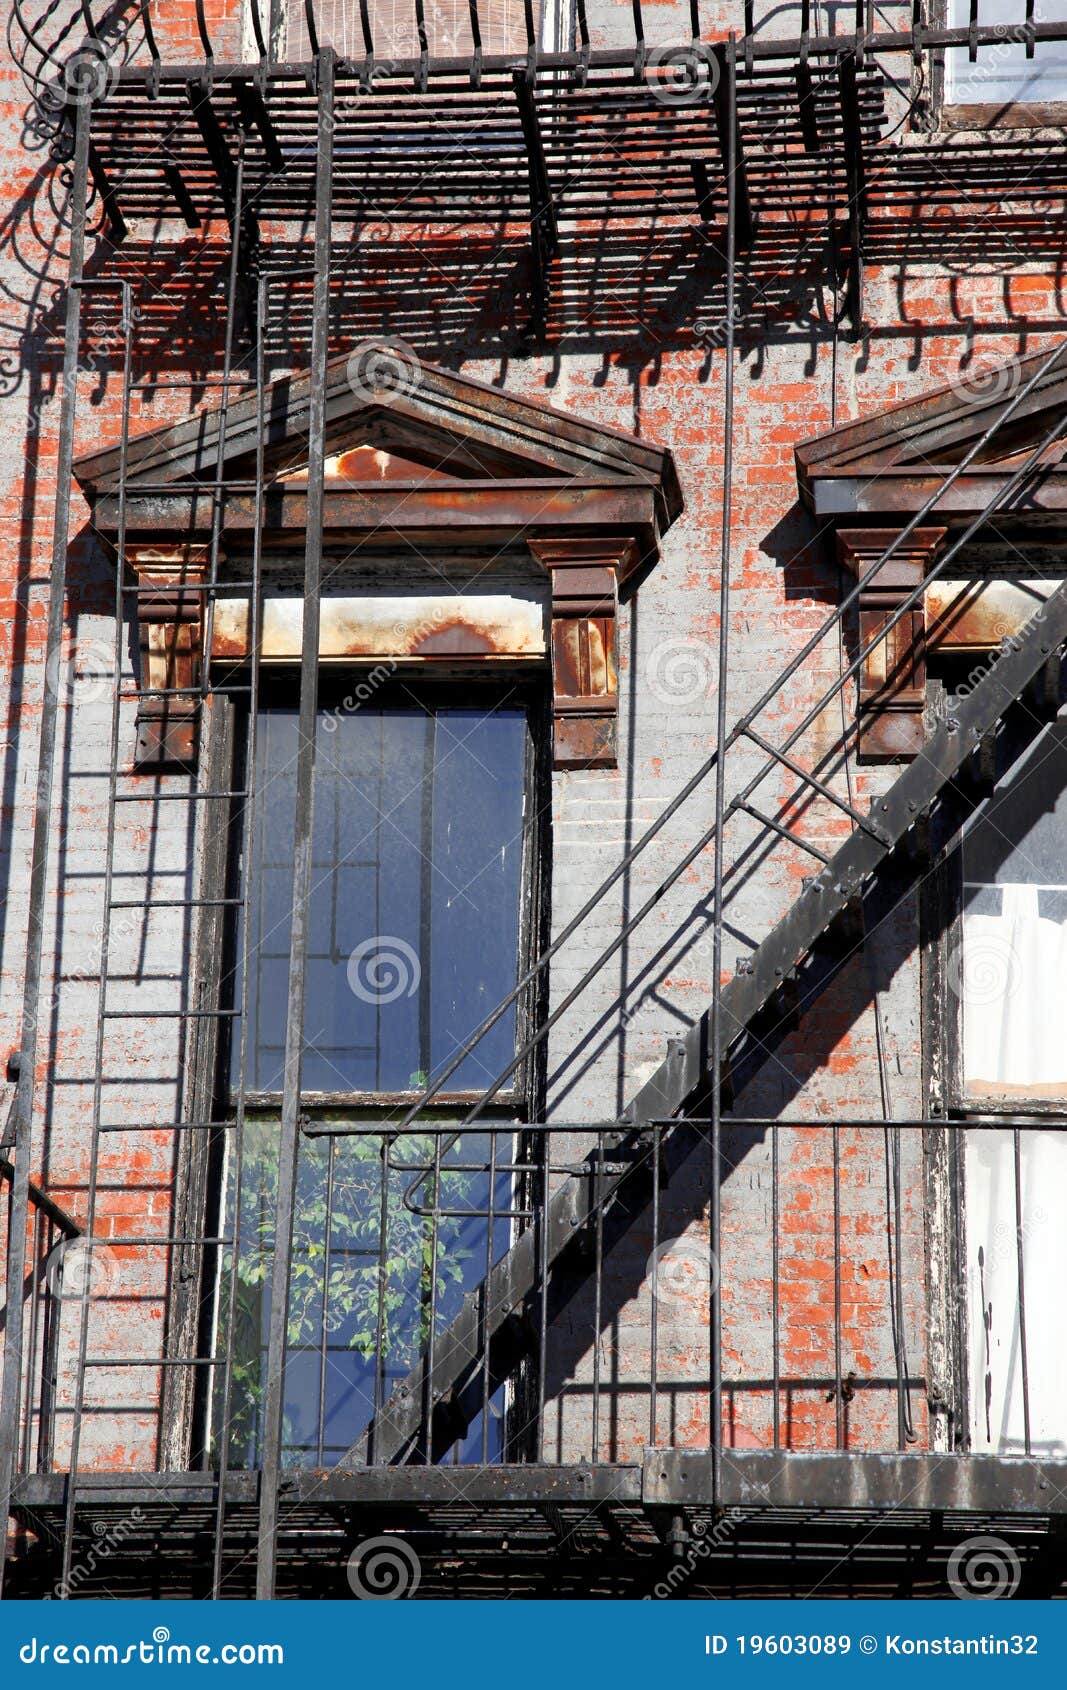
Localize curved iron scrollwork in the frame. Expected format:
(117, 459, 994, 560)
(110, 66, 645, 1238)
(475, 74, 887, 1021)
(9, 1, 142, 138)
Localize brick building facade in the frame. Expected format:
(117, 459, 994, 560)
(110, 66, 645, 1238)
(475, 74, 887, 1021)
(1, 0, 1066, 1598)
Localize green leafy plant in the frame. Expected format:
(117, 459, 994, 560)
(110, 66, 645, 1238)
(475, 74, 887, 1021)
(211, 1120, 484, 1466)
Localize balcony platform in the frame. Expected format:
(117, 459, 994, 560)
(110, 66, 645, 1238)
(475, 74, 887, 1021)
(10, 1454, 1067, 1598)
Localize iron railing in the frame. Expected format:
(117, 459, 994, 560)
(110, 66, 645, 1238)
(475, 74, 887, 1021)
(5, 9, 1067, 1600)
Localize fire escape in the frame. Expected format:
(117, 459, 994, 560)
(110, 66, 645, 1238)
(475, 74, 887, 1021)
(4, 2, 1067, 1597)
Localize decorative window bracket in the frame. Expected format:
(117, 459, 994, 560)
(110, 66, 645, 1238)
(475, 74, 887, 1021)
(128, 545, 208, 769)
(529, 537, 638, 770)
(836, 527, 946, 761)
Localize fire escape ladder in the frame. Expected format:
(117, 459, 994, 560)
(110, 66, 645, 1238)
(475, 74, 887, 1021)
(344, 402, 1067, 1467)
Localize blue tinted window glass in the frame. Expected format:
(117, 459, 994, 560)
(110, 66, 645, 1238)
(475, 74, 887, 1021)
(234, 696, 527, 1093)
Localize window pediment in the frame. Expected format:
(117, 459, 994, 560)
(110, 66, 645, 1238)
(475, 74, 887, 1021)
(79, 347, 681, 775)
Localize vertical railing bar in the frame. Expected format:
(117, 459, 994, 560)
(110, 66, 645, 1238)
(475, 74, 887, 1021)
(58, 263, 132, 1594)
(832, 1122, 843, 1449)
(1013, 1126, 1032, 1458)
(249, 0, 268, 61)
(707, 31, 739, 1507)
(422, 1129, 444, 1463)
(370, 1139, 390, 1466)
(199, 139, 246, 707)
(38, 1217, 62, 1475)
(480, 1127, 499, 1464)
(649, 1124, 660, 1450)
(303, 0, 320, 58)
(0, 95, 91, 1601)
(414, 0, 429, 89)
(316, 1136, 336, 1466)
(19, 1208, 42, 1477)
(358, 0, 374, 58)
(771, 1122, 780, 1450)
(536, 1141, 548, 1462)
(210, 267, 268, 1599)
(254, 45, 334, 1602)
(891, 1126, 916, 1446)
(591, 1127, 604, 1462)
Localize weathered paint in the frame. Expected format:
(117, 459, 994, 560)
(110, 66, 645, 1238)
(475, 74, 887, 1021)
(210, 590, 548, 662)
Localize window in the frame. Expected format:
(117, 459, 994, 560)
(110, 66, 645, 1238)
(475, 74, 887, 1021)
(212, 678, 541, 1468)
(943, 715, 1067, 1456)
(286, 0, 536, 59)
(233, 684, 532, 1099)
(945, 1, 1067, 116)
(956, 716, 1067, 1104)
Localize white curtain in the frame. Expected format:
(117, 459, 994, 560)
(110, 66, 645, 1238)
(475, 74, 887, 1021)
(947, 1, 1067, 104)
(962, 884, 1067, 1095)
(965, 1129, 1067, 1455)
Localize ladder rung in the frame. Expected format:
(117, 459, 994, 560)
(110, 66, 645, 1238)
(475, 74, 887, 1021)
(108, 897, 245, 909)
(102, 1008, 240, 1020)
(113, 791, 249, 803)
(82, 1356, 223, 1367)
(75, 1236, 234, 1248)
(98, 1121, 237, 1132)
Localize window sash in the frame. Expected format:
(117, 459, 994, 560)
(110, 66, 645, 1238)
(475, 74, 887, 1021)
(945, 0, 1067, 109)
(227, 677, 543, 1107)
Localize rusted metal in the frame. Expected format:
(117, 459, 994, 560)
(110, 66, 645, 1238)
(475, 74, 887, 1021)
(837, 528, 946, 761)
(926, 577, 1057, 649)
(796, 336, 1067, 510)
(95, 483, 663, 553)
(74, 347, 682, 524)
(210, 591, 548, 662)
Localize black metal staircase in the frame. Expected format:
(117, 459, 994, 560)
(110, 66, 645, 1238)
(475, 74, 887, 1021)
(345, 344, 1067, 1469)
